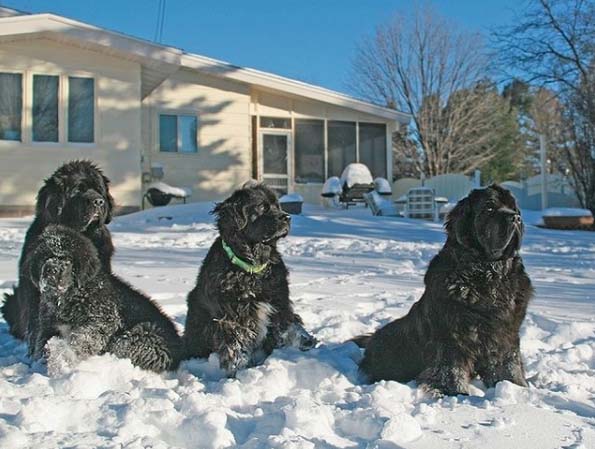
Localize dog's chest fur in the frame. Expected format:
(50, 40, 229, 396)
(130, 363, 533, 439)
(446, 258, 524, 311)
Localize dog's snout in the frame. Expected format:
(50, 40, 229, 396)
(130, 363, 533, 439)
(506, 211, 521, 224)
(282, 213, 291, 223)
(93, 198, 105, 208)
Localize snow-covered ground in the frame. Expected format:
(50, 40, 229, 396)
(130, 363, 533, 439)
(0, 203, 594, 449)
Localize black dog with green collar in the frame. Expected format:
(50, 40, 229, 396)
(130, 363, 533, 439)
(184, 184, 316, 375)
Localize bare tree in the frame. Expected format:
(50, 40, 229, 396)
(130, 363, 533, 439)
(496, 0, 595, 214)
(350, 6, 510, 177)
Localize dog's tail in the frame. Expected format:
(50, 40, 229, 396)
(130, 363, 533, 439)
(349, 333, 372, 349)
(2, 288, 26, 340)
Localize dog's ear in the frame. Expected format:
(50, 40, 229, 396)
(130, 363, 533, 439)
(36, 180, 64, 225)
(445, 197, 474, 247)
(102, 174, 115, 224)
(212, 194, 249, 232)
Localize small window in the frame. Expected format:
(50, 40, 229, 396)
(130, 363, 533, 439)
(295, 119, 324, 183)
(33, 75, 59, 142)
(68, 77, 94, 143)
(0, 73, 22, 141)
(260, 116, 291, 129)
(159, 114, 198, 153)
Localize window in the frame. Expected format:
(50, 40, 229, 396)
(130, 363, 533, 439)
(328, 121, 356, 177)
(359, 123, 387, 178)
(295, 119, 324, 183)
(159, 114, 198, 153)
(32, 75, 59, 142)
(0, 73, 22, 141)
(260, 116, 291, 129)
(68, 77, 94, 143)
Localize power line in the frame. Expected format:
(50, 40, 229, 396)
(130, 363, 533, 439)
(153, 0, 166, 43)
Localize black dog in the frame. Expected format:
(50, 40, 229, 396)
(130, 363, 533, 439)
(184, 184, 316, 375)
(26, 225, 184, 372)
(357, 185, 533, 395)
(2, 160, 115, 351)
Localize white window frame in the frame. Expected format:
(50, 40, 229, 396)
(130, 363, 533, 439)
(157, 110, 199, 154)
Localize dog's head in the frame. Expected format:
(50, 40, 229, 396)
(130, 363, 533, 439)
(445, 184, 523, 260)
(213, 184, 291, 246)
(27, 225, 101, 298)
(36, 160, 115, 231)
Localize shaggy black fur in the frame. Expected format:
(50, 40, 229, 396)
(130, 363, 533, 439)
(27, 225, 184, 372)
(184, 184, 316, 375)
(2, 160, 115, 349)
(358, 185, 533, 395)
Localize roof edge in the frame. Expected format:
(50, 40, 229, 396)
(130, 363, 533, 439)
(0, 13, 410, 123)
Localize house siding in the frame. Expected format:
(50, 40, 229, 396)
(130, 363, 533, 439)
(142, 68, 252, 203)
(0, 38, 142, 213)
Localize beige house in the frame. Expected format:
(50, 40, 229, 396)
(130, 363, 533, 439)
(0, 7, 409, 216)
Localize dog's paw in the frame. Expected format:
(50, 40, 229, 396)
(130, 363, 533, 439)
(280, 323, 318, 351)
(219, 348, 250, 376)
(417, 367, 471, 397)
(38, 258, 73, 298)
(45, 336, 79, 377)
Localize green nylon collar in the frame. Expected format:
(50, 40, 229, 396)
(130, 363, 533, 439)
(221, 240, 269, 274)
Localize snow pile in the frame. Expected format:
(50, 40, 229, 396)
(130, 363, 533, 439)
(340, 163, 373, 188)
(542, 207, 592, 217)
(0, 204, 594, 448)
(322, 177, 342, 196)
(279, 193, 304, 204)
(147, 182, 191, 198)
(373, 178, 392, 195)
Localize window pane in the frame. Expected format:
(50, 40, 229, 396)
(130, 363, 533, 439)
(179, 115, 198, 153)
(68, 77, 94, 143)
(295, 119, 324, 183)
(328, 121, 356, 177)
(263, 134, 288, 174)
(260, 116, 291, 129)
(0, 73, 22, 141)
(33, 75, 59, 142)
(359, 123, 387, 178)
(159, 115, 177, 152)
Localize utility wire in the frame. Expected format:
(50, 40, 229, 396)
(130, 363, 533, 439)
(153, 0, 166, 43)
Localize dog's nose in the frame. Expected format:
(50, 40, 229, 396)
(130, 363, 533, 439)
(93, 198, 105, 208)
(282, 213, 291, 222)
(508, 213, 521, 224)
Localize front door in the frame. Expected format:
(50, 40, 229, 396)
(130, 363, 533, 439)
(260, 131, 291, 196)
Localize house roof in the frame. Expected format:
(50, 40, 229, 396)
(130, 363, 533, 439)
(0, 12, 410, 123)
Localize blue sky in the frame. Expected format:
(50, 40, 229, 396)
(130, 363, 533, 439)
(4, 0, 520, 93)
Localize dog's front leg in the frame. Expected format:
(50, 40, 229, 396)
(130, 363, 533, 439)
(265, 313, 317, 352)
(479, 342, 528, 388)
(417, 344, 473, 395)
(212, 318, 256, 376)
(65, 323, 114, 359)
